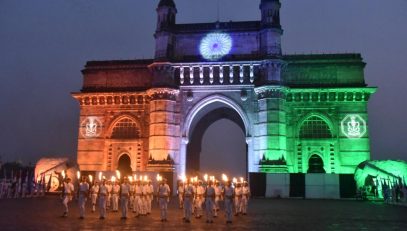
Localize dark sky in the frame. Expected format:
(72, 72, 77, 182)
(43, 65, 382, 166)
(0, 0, 406, 166)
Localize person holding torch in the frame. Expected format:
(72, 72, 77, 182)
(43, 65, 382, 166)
(77, 175, 89, 219)
(61, 177, 74, 218)
(157, 176, 170, 222)
(223, 176, 234, 224)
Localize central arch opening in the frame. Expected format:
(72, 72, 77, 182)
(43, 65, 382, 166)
(186, 106, 247, 177)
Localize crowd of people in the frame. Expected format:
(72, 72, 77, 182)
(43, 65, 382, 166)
(61, 174, 251, 224)
(0, 178, 46, 199)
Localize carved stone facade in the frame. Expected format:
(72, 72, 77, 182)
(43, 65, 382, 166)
(72, 0, 376, 176)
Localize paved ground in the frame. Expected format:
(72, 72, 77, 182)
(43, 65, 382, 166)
(0, 196, 406, 231)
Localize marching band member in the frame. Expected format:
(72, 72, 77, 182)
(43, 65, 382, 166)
(77, 176, 89, 219)
(120, 177, 131, 219)
(61, 178, 74, 217)
(98, 179, 109, 219)
(205, 180, 216, 223)
(157, 178, 171, 222)
(241, 181, 251, 215)
(223, 180, 234, 224)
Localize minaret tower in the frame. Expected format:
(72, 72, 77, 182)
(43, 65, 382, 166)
(154, 0, 177, 60)
(259, 0, 283, 57)
(255, 0, 287, 172)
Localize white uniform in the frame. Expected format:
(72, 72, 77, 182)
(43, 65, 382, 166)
(106, 183, 112, 209)
(214, 184, 223, 216)
(134, 184, 143, 215)
(90, 184, 99, 212)
(241, 185, 250, 214)
(205, 185, 215, 222)
(129, 184, 135, 210)
(158, 183, 171, 221)
(78, 182, 89, 218)
(224, 186, 234, 223)
(146, 183, 154, 214)
(178, 184, 184, 209)
(183, 184, 194, 222)
(195, 184, 205, 218)
(120, 183, 131, 218)
(111, 184, 120, 212)
(234, 186, 243, 215)
(141, 184, 149, 215)
(62, 182, 74, 216)
(98, 184, 108, 218)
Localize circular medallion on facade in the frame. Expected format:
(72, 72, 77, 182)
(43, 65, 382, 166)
(199, 33, 232, 61)
(80, 116, 103, 138)
(341, 114, 367, 138)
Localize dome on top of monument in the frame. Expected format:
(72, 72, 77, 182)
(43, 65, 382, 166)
(158, 0, 176, 8)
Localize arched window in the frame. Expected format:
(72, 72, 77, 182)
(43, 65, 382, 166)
(111, 118, 140, 139)
(299, 116, 332, 139)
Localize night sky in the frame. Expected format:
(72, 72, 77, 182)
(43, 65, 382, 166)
(0, 0, 406, 168)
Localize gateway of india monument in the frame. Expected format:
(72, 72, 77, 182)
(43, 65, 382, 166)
(72, 0, 376, 185)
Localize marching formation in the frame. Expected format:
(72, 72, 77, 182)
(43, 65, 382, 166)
(61, 172, 251, 225)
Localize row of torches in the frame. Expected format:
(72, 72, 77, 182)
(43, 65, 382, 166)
(61, 170, 245, 185)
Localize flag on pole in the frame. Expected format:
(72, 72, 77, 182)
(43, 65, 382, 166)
(47, 173, 52, 192)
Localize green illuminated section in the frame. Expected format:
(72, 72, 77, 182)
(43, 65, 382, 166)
(255, 87, 376, 174)
(354, 160, 407, 198)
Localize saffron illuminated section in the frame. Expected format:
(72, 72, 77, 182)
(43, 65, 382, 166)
(341, 114, 366, 138)
(199, 33, 232, 61)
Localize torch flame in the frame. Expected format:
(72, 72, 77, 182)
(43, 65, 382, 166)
(116, 170, 121, 180)
(77, 171, 81, 180)
(128, 176, 133, 182)
(111, 176, 116, 182)
(222, 174, 228, 182)
(89, 175, 93, 183)
(204, 174, 208, 182)
(61, 170, 66, 179)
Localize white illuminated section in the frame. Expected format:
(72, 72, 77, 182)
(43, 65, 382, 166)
(341, 114, 366, 138)
(80, 116, 102, 138)
(199, 33, 232, 61)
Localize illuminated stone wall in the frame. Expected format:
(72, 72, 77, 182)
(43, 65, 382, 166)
(72, 0, 376, 175)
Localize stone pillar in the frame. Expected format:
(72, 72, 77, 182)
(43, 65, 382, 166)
(147, 88, 180, 172)
(254, 86, 287, 173)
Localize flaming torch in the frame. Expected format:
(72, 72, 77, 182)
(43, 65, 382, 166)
(222, 174, 228, 182)
(204, 174, 208, 182)
(116, 170, 121, 180)
(111, 176, 116, 183)
(77, 171, 81, 181)
(89, 175, 93, 184)
(61, 170, 66, 179)
(128, 176, 133, 182)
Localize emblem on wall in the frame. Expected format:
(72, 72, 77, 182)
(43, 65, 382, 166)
(341, 114, 366, 138)
(199, 33, 232, 61)
(80, 116, 102, 138)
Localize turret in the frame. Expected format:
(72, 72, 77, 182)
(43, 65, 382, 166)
(156, 0, 177, 32)
(258, 0, 283, 57)
(154, 0, 177, 61)
(259, 0, 281, 29)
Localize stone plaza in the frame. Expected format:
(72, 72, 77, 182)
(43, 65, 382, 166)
(0, 196, 405, 231)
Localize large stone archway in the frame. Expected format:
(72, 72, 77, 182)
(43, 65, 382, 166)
(186, 107, 247, 176)
(178, 94, 254, 177)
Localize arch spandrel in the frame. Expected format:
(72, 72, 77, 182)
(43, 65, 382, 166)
(182, 94, 253, 140)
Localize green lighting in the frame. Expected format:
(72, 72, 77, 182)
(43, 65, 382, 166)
(354, 160, 407, 198)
